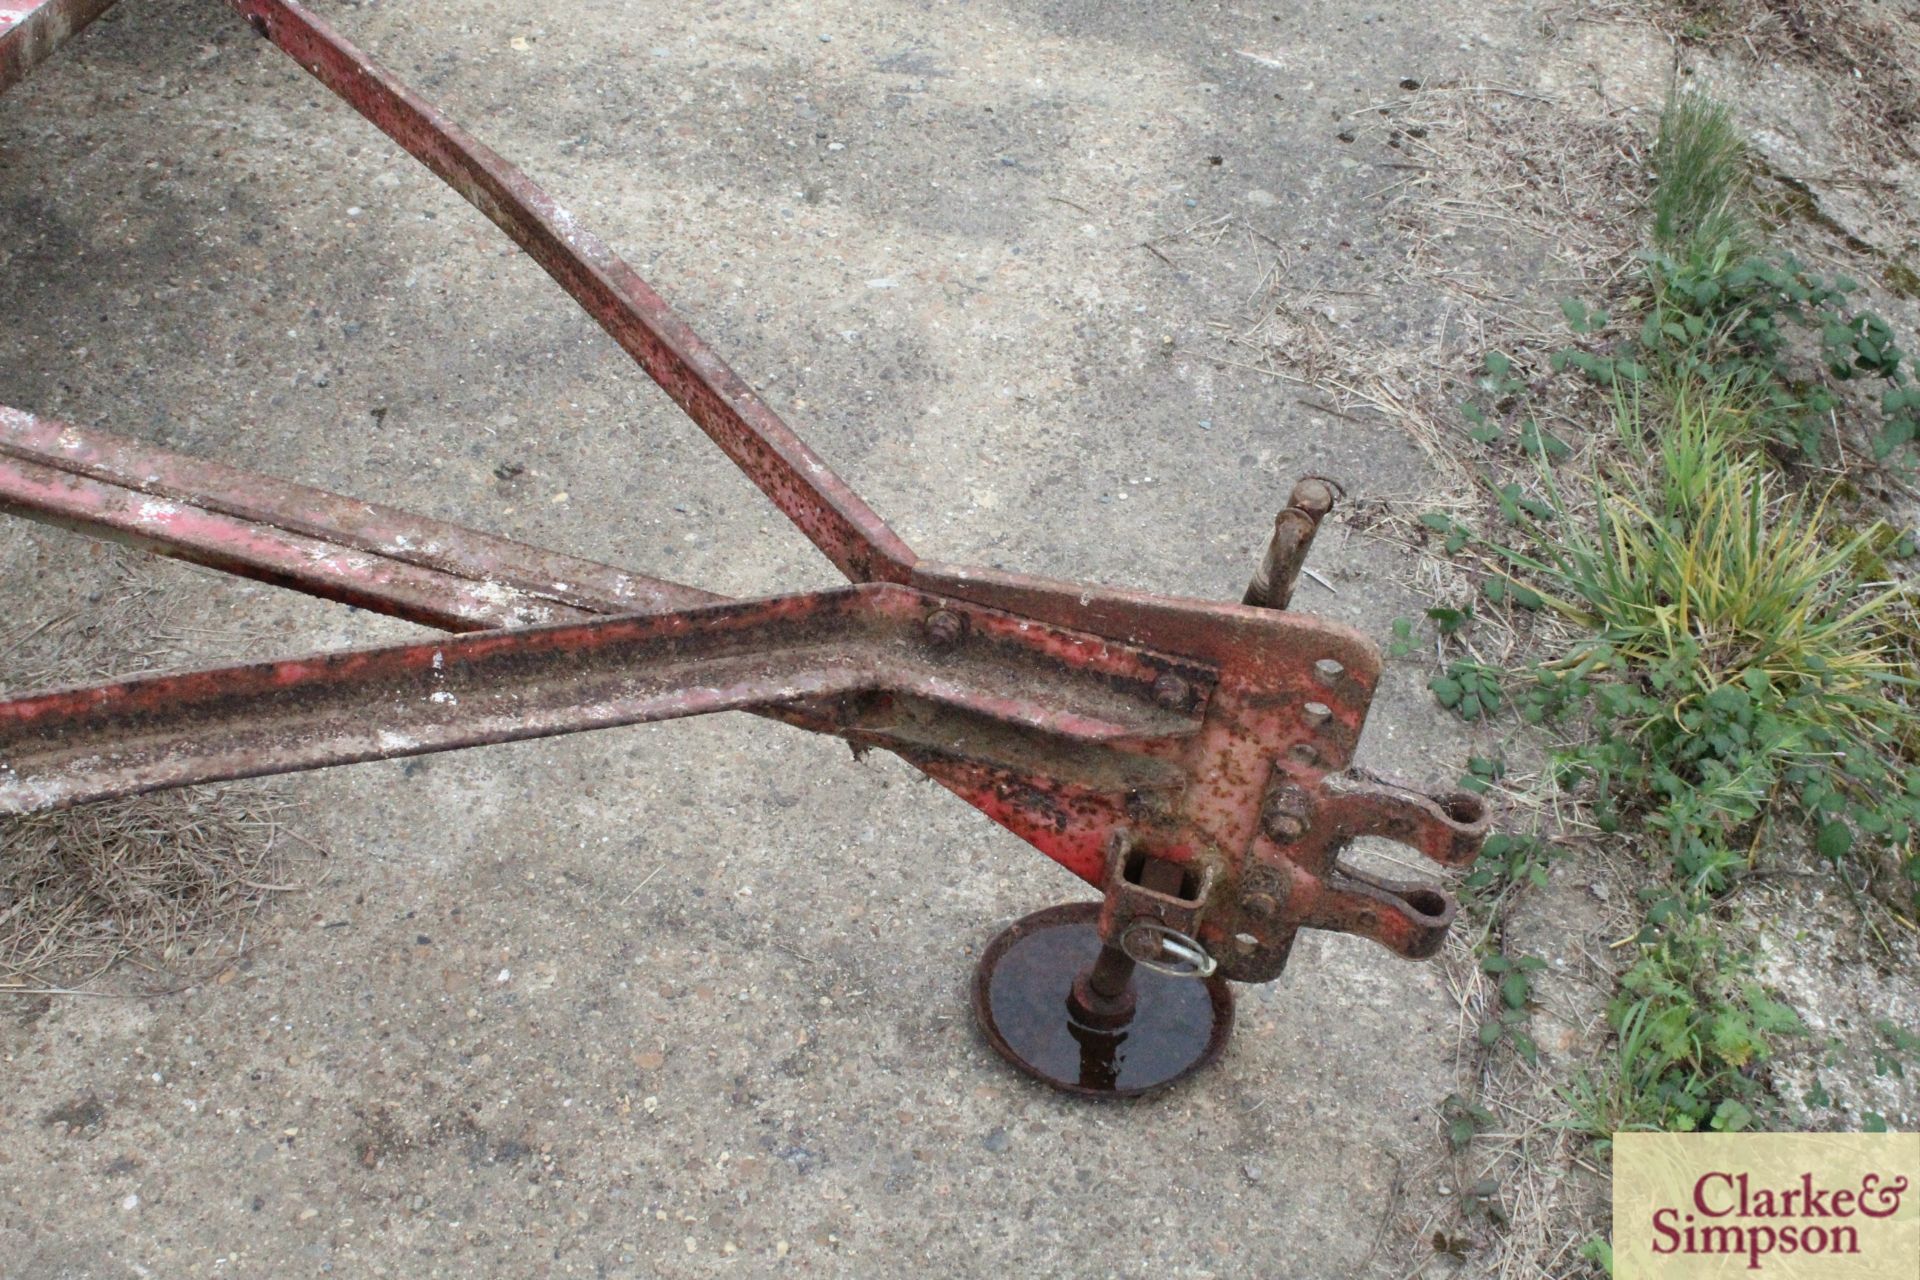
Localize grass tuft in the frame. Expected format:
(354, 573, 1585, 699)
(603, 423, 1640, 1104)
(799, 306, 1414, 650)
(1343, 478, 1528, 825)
(1504, 384, 1906, 738)
(1650, 92, 1749, 254)
(1424, 87, 1917, 1194)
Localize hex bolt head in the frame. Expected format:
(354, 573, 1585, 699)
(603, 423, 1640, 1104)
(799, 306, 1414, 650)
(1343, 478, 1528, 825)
(1263, 811, 1306, 841)
(924, 609, 964, 648)
(1243, 892, 1281, 918)
(1151, 673, 1191, 711)
(1261, 784, 1312, 843)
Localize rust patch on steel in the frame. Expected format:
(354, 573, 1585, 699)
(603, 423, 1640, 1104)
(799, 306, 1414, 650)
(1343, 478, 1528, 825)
(0, 585, 1210, 814)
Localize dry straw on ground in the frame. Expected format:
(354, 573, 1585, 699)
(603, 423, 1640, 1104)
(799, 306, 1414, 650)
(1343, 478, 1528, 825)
(1661, 0, 1920, 162)
(0, 788, 310, 988)
(1366, 84, 1650, 304)
(1203, 83, 1654, 657)
(1192, 84, 1659, 1280)
(0, 544, 313, 991)
(1208, 84, 1649, 481)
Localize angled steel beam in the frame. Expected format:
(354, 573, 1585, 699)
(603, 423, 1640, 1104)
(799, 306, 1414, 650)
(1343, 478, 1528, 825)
(0, 405, 716, 632)
(0, 0, 119, 96)
(0, 0, 1491, 1094)
(0, 583, 1208, 813)
(221, 0, 916, 587)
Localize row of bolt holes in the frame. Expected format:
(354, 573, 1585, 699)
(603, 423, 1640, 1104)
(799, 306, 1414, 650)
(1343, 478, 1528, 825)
(1308, 656, 1486, 826)
(1243, 659, 1346, 947)
(1298, 658, 1346, 757)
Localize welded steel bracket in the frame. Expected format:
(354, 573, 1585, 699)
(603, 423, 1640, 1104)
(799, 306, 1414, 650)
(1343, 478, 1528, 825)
(0, 0, 1488, 1097)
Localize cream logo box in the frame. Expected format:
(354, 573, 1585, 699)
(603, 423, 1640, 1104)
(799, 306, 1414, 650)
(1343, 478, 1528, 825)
(1614, 1132, 1918, 1277)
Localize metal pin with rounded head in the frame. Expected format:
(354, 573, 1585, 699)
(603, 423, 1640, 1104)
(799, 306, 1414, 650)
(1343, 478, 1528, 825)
(1243, 477, 1337, 611)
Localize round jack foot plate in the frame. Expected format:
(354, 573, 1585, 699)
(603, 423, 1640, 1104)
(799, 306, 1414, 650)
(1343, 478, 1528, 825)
(972, 902, 1233, 1099)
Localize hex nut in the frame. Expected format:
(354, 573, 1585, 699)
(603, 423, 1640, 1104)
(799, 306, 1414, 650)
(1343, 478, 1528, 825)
(924, 609, 964, 648)
(1243, 892, 1281, 918)
(1263, 812, 1305, 841)
(1151, 672, 1191, 711)
(1261, 784, 1312, 842)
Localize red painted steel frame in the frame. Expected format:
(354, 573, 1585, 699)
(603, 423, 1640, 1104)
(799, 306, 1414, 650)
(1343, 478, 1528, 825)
(0, 0, 118, 94)
(228, 0, 915, 589)
(0, 580, 1209, 811)
(0, 0, 1488, 985)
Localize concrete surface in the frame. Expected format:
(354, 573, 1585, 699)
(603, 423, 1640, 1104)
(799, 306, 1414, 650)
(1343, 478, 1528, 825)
(0, 2, 1550, 1275)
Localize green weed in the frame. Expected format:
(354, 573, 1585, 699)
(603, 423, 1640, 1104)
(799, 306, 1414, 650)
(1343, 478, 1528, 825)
(1556, 90, 1920, 463)
(1564, 918, 1801, 1137)
(1479, 950, 1548, 1065)
(1458, 831, 1558, 909)
(1442, 1091, 1498, 1152)
(1481, 387, 1920, 899)
(1426, 85, 1919, 1168)
(1649, 93, 1749, 253)
(1430, 661, 1505, 722)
